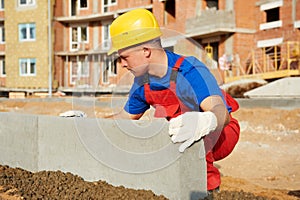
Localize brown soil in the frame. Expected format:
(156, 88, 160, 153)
(0, 97, 300, 200)
(227, 81, 265, 98)
(0, 165, 167, 200)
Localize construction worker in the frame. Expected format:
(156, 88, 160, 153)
(108, 8, 240, 193)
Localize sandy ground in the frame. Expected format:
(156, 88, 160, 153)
(0, 97, 299, 199)
(220, 107, 300, 199)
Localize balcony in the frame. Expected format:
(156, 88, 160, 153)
(185, 9, 236, 39)
(55, 12, 115, 23)
(55, 4, 153, 23)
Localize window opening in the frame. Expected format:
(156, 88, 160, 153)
(103, 0, 117, 13)
(71, 26, 88, 50)
(19, 0, 35, 7)
(102, 23, 110, 50)
(80, 0, 87, 8)
(19, 58, 36, 76)
(206, 0, 218, 10)
(164, 0, 175, 25)
(19, 23, 36, 41)
(0, 59, 5, 77)
(71, 0, 77, 16)
(165, 0, 175, 17)
(0, 0, 4, 10)
(70, 58, 89, 85)
(265, 7, 280, 22)
(0, 26, 5, 43)
(102, 55, 117, 84)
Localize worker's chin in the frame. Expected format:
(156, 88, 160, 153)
(129, 70, 146, 77)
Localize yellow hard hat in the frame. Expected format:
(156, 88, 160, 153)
(108, 8, 162, 55)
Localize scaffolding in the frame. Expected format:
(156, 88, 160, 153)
(224, 41, 300, 83)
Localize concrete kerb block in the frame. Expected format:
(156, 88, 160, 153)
(0, 112, 39, 171)
(0, 113, 207, 199)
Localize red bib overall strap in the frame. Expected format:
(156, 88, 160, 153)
(144, 56, 190, 120)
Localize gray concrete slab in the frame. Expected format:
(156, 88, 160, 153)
(0, 112, 207, 200)
(244, 77, 300, 98)
(0, 113, 39, 171)
(237, 98, 300, 110)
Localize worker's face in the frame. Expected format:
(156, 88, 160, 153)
(117, 46, 149, 77)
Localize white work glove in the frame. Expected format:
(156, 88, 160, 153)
(169, 111, 217, 153)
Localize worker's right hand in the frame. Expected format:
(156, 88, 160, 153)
(168, 111, 217, 152)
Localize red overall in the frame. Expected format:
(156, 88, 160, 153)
(144, 57, 240, 191)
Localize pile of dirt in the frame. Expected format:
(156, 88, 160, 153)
(0, 164, 276, 200)
(0, 165, 166, 200)
(227, 81, 264, 98)
(221, 79, 267, 98)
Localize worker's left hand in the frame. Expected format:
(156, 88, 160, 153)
(169, 111, 217, 152)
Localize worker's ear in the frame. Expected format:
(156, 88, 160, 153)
(142, 47, 151, 58)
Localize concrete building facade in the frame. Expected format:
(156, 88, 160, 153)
(0, 0, 299, 95)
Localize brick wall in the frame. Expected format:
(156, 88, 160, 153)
(255, 0, 299, 42)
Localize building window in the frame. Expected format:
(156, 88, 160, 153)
(71, 0, 77, 16)
(102, 23, 110, 50)
(259, 0, 282, 30)
(102, 65, 109, 83)
(0, 59, 5, 77)
(102, 55, 117, 84)
(19, 23, 36, 41)
(71, 0, 88, 15)
(19, 0, 35, 6)
(0, 0, 4, 10)
(206, 0, 218, 10)
(80, 0, 88, 8)
(0, 26, 5, 43)
(103, 0, 117, 13)
(19, 58, 36, 76)
(164, 0, 175, 25)
(266, 7, 279, 22)
(70, 59, 89, 85)
(71, 26, 88, 50)
(260, 7, 282, 30)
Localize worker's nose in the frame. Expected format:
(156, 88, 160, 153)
(119, 59, 128, 68)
